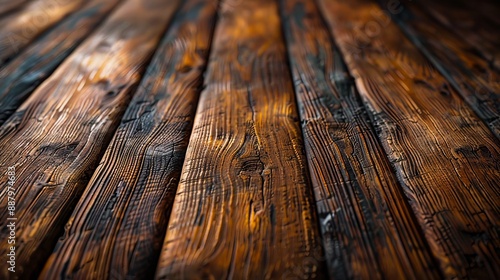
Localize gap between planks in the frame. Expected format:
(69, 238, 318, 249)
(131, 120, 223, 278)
(0, 0, 181, 278)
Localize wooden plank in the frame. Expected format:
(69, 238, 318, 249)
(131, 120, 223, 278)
(0, 0, 86, 65)
(280, 0, 441, 279)
(0, 0, 31, 16)
(39, 0, 218, 278)
(416, 0, 500, 71)
(155, 0, 326, 278)
(384, 0, 500, 139)
(0, 0, 179, 278)
(0, 0, 122, 125)
(457, 0, 500, 27)
(318, 0, 500, 278)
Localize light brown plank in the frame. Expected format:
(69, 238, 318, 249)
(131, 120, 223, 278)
(0, 0, 179, 278)
(0, 0, 86, 65)
(318, 0, 500, 278)
(383, 0, 500, 139)
(155, 0, 326, 278)
(39, 0, 217, 278)
(281, 0, 441, 278)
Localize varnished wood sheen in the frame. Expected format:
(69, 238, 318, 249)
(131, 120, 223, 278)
(0, 0, 179, 278)
(0, 0, 499, 278)
(385, 0, 500, 139)
(155, 0, 325, 278)
(417, 0, 500, 71)
(281, 0, 441, 278)
(40, 0, 216, 278)
(0, 0, 85, 65)
(318, 0, 500, 278)
(0, 0, 121, 125)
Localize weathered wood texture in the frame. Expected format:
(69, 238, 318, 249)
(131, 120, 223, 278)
(40, 0, 216, 279)
(417, 0, 500, 71)
(0, 0, 179, 278)
(318, 0, 500, 278)
(0, 0, 31, 16)
(155, 0, 326, 278)
(0, 0, 85, 65)
(384, 0, 500, 139)
(280, 0, 441, 279)
(0, 0, 121, 125)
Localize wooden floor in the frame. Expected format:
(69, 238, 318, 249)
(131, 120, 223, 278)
(0, 0, 499, 279)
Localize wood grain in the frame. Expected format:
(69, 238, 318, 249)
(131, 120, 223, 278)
(0, 0, 86, 65)
(280, 0, 441, 279)
(0, 0, 122, 125)
(39, 0, 216, 278)
(417, 0, 500, 71)
(155, 0, 326, 278)
(318, 0, 500, 278)
(384, 0, 500, 140)
(0, 0, 179, 278)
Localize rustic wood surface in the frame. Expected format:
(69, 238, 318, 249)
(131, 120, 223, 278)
(40, 0, 216, 278)
(0, 0, 498, 278)
(0, 0, 121, 125)
(0, 0, 86, 65)
(281, 0, 441, 279)
(0, 0, 179, 278)
(385, 0, 500, 139)
(417, 0, 500, 72)
(155, 0, 326, 278)
(318, 0, 500, 278)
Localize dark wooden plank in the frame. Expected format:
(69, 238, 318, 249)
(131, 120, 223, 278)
(383, 0, 500, 139)
(318, 0, 500, 278)
(0, 0, 86, 65)
(155, 0, 326, 278)
(457, 0, 500, 27)
(0, 0, 179, 278)
(0, 0, 31, 16)
(39, 0, 217, 278)
(416, 0, 500, 71)
(0, 0, 122, 125)
(280, 0, 441, 279)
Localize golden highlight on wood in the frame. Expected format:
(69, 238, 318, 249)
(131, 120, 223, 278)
(40, 0, 216, 278)
(318, 0, 500, 278)
(281, 0, 441, 278)
(155, 0, 326, 278)
(0, 0, 179, 277)
(0, 0, 122, 124)
(0, 0, 498, 278)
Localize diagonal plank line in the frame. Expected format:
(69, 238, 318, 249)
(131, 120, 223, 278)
(415, 0, 500, 72)
(0, 0, 88, 66)
(280, 0, 442, 278)
(155, 0, 327, 278)
(39, 0, 220, 278)
(0, 0, 32, 17)
(0, 0, 181, 278)
(318, 0, 500, 278)
(0, 0, 125, 126)
(379, 0, 500, 140)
